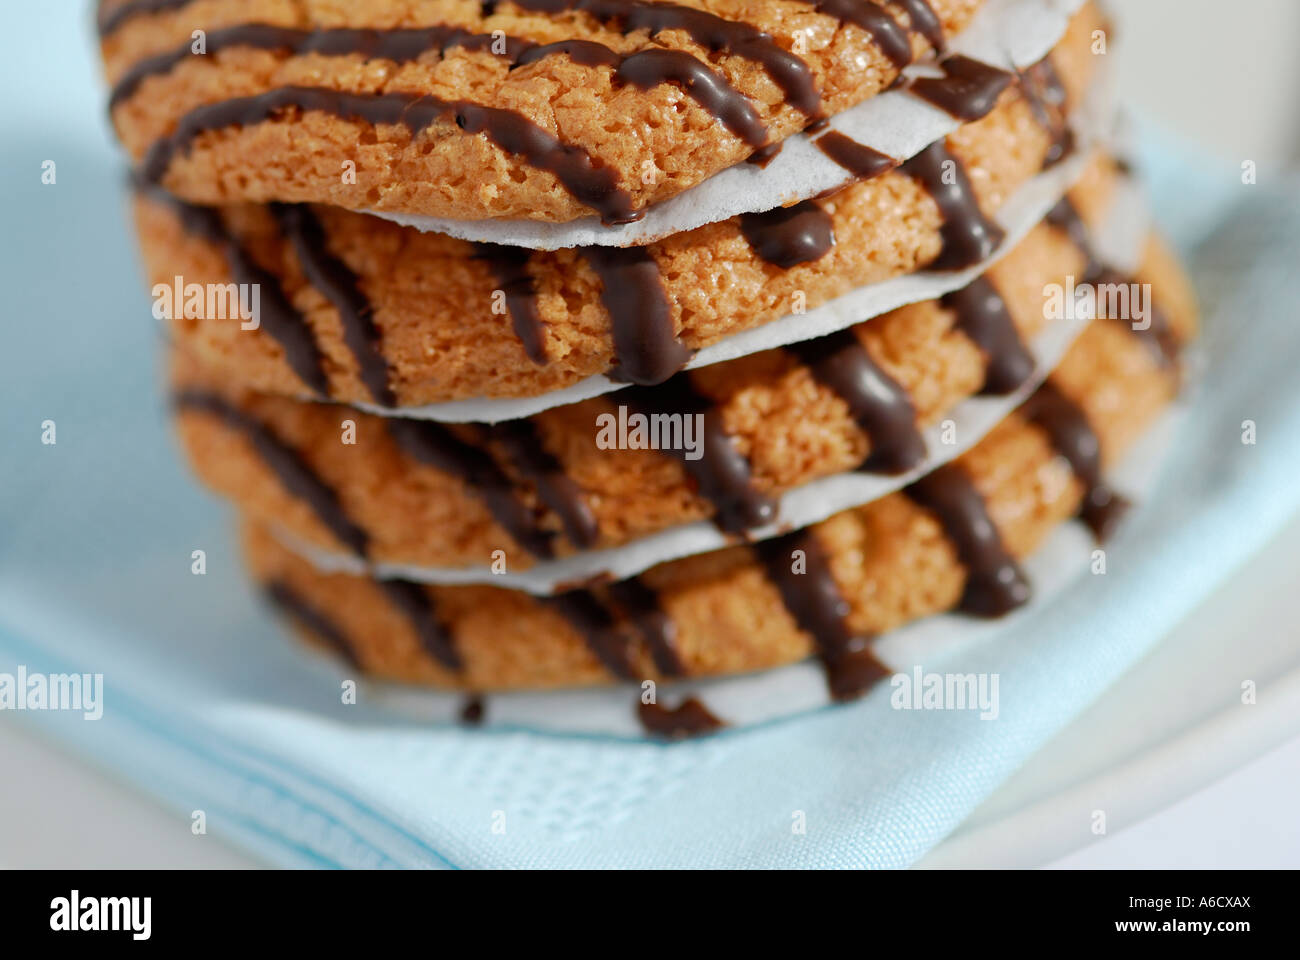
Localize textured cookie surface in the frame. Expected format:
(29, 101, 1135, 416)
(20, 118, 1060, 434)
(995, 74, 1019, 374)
(134, 6, 1103, 406)
(103, 0, 985, 221)
(172, 158, 1195, 573)
(237, 301, 1193, 695)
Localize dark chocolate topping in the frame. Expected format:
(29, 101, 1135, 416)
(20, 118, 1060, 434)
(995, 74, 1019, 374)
(1044, 195, 1096, 272)
(1022, 381, 1130, 541)
(900, 140, 1006, 270)
(637, 697, 724, 737)
(489, 419, 600, 549)
(174, 390, 369, 558)
(620, 374, 777, 533)
(1019, 57, 1074, 168)
(787, 329, 927, 475)
(803, 1, 913, 68)
(141, 86, 641, 225)
(271, 204, 395, 407)
(1045, 198, 1180, 368)
(549, 590, 639, 679)
(520, 40, 769, 146)
(584, 245, 693, 386)
(377, 579, 462, 670)
(739, 199, 836, 269)
(265, 580, 360, 668)
(460, 696, 487, 725)
(1091, 267, 1181, 370)
(747, 141, 784, 168)
(474, 243, 548, 366)
(152, 194, 330, 397)
(756, 529, 888, 701)
(617, 48, 769, 148)
(608, 578, 684, 676)
(941, 276, 1036, 395)
(909, 54, 1014, 122)
(516, 38, 622, 69)
(385, 418, 556, 559)
(904, 463, 1030, 617)
(813, 130, 898, 182)
(894, 0, 946, 52)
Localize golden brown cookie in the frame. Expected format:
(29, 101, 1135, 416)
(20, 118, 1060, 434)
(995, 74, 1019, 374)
(238, 305, 1191, 698)
(133, 8, 1103, 404)
(171, 165, 1195, 572)
(102, 0, 988, 221)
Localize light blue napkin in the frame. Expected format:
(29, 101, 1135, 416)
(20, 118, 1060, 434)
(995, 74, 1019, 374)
(3, 6, 1299, 865)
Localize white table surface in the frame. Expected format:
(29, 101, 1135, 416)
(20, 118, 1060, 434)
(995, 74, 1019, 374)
(2, 0, 1298, 870)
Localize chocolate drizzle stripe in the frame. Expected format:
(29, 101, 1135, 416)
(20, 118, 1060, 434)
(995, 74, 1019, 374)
(515, 38, 622, 69)
(584, 246, 693, 385)
(489, 419, 600, 549)
(1022, 381, 1130, 542)
(787, 329, 926, 475)
(747, 141, 783, 167)
(385, 418, 556, 559)
(909, 54, 1015, 122)
(615, 48, 768, 148)
(800, 2, 913, 68)
(620, 374, 776, 534)
(756, 529, 888, 701)
(1019, 56, 1074, 168)
(941, 276, 1035, 395)
(141, 86, 640, 225)
(519, 42, 769, 146)
(550, 590, 639, 679)
(893, 0, 946, 52)
(637, 697, 723, 737)
(608, 578, 683, 676)
(475, 243, 548, 365)
(812, 130, 898, 182)
(1044, 195, 1095, 270)
(899, 140, 1005, 270)
(740, 199, 836, 269)
(145, 191, 330, 397)
(903, 463, 1030, 617)
(174, 390, 370, 558)
(1045, 198, 1181, 368)
(460, 695, 487, 724)
(377, 579, 462, 670)
(272, 204, 395, 407)
(1091, 267, 1181, 370)
(505, 0, 823, 118)
(265, 580, 361, 669)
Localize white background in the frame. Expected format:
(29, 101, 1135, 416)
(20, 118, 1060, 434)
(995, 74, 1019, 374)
(2, 0, 1298, 869)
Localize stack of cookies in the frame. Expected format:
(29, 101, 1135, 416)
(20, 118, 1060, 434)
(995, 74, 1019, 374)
(99, 0, 1196, 734)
